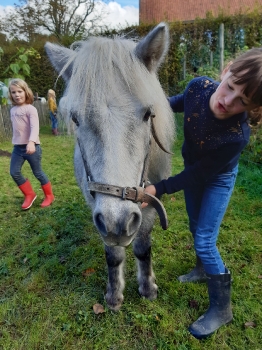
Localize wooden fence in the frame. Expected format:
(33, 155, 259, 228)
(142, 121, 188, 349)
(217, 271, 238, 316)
(0, 101, 50, 142)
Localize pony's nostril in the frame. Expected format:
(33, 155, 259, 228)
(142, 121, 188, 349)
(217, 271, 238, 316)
(94, 213, 107, 236)
(127, 212, 141, 235)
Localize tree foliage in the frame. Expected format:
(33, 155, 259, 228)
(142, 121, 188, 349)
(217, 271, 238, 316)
(2, 47, 40, 80)
(0, 0, 107, 42)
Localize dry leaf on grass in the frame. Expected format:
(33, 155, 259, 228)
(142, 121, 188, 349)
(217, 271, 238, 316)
(93, 303, 105, 314)
(244, 321, 256, 328)
(82, 268, 95, 277)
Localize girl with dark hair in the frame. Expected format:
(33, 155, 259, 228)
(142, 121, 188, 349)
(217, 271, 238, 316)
(143, 47, 262, 339)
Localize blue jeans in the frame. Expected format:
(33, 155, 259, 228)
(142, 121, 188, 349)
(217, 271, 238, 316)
(50, 112, 58, 129)
(184, 165, 238, 275)
(10, 144, 49, 186)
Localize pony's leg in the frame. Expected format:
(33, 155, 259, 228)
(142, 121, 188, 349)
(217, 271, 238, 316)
(105, 245, 126, 311)
(133, 215, 158, 300)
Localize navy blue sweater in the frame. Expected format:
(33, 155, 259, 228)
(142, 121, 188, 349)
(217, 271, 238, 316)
(155, 76, 250, 197)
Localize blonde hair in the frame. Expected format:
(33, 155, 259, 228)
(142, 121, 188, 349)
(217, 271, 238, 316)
(48, 89, 56, 98)
(8, 78, 34, 105)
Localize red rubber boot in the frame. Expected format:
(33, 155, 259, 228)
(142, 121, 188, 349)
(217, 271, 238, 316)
(41, 182, 55, 207)
(18, 179, 37, 210)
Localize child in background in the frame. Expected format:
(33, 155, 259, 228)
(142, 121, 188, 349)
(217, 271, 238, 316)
(47, 89, 58, 135)
(143, 48, 262, 339)
(9, 78, 55, 210)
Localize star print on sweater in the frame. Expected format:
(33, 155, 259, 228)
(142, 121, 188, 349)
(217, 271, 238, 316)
(154, 76, 250, 196)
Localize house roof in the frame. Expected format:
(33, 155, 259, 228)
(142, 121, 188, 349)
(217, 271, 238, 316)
(139, 0, 262, 23)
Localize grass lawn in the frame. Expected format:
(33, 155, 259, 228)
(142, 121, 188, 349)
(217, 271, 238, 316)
(0, 121, 261, 350)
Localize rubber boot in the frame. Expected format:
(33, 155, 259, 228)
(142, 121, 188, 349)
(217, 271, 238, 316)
(51, 128, 55, 134)
(188, 269, 233, 339)
(41, 182, 55, 207)
(18, 179, 37, 210)
(53, 128, 58, 136)
(178, 256, 207, 283)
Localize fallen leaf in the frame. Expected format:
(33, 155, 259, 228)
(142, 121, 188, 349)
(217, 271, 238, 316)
(82, 268, 95, 277)
(155, 314, 163, 322)
(171, 197, 176, 201)
(244, 321, 256, 328)
(258, 275, 262, 279)
(186, 244, 192, 250)
(23, 257, 28, 264)
(93, 303, 105, 314)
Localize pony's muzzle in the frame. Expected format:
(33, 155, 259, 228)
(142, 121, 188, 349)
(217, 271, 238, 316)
(93, 201, 142, 246)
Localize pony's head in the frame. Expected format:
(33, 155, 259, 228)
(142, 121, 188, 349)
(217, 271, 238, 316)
(45, 23, 175, 246)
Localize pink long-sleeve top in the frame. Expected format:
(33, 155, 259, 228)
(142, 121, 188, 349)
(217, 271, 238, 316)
(10, 104, 40, 145)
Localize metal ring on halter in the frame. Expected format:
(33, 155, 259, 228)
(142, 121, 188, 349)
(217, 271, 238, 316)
(122, 187, 127, 199)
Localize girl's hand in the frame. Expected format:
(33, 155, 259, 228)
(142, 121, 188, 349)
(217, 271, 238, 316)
(141, 185, 157, 208)
(26, 141, 36, 154)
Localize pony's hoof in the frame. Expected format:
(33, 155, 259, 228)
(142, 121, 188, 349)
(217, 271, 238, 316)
(105, 293, 123, 311)
(139, 283, 158, 300)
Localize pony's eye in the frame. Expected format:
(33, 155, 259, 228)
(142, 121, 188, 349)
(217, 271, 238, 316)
(72, 113, 80, 126)
(144, 109, 152, 121)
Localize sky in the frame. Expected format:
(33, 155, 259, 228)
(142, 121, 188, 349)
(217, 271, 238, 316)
(0, 1, 139, 28)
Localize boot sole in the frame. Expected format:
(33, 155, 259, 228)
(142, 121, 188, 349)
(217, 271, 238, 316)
(41, 197, 55, 208)
(188, 317, 233, 339)
(22, 195, 37, 210)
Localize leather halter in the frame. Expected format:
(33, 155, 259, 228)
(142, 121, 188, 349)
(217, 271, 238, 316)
(76, 116, 172, 230)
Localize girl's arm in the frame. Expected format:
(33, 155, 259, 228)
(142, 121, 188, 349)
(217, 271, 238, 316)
(153, 141, 246, 197)
(169, 94, 184, 113)
(26, 105, 39, 154)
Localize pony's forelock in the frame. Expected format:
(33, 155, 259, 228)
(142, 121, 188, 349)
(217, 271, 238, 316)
(62, 37, 168, 120)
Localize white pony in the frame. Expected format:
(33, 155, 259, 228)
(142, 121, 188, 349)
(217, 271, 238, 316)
(45, 23, 175, 310)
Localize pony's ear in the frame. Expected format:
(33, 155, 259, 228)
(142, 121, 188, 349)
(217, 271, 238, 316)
(135, 22, 169, 72)
(45, 42, 74, 83)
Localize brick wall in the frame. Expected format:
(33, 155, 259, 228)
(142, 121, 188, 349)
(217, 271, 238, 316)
(139, 0, 262, 24)
(139, 0, 170, 23)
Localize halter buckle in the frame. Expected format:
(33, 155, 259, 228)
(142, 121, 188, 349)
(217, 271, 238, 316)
(122, 187, 127, 199)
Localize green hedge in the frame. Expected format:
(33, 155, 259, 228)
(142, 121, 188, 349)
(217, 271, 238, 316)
(1, 10, 262, 163)
(1, 10, 262, 98)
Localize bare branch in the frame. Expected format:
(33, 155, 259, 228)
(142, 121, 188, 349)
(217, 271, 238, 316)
(0, 0, 108, 41)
